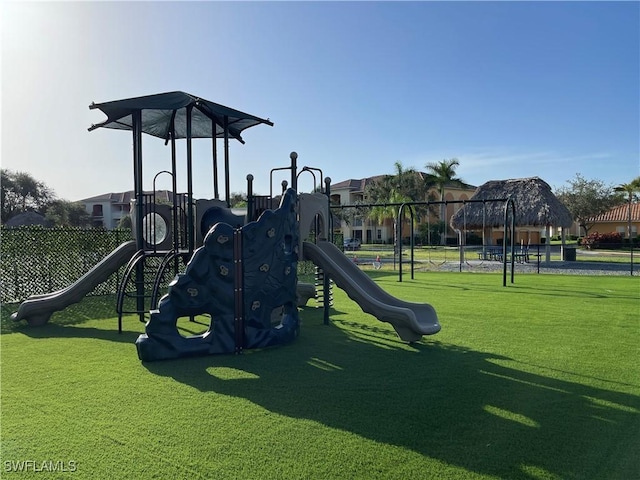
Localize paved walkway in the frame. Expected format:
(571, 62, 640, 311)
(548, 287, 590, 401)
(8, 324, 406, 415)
(345, 251, 637, 276)
(420, 259, 637, 276)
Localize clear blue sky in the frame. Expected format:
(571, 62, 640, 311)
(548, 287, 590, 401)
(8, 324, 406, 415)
(2, 1, 638, 201)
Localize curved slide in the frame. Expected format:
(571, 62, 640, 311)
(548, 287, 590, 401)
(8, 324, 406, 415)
(302, 241, 440, 342)
(11, 241, 137, 326)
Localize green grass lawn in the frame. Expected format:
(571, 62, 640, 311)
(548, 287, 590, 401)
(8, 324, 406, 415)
(1, 272, 639, 479)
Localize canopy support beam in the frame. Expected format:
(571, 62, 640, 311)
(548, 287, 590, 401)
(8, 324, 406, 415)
(186, 104, 195, 253)
(132, 110, 145, 323)
(224, 116, 230, 207)
(212, 122, 219, 200)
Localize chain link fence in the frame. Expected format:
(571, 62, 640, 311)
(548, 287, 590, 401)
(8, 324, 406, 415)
(1, 227, 342, 305)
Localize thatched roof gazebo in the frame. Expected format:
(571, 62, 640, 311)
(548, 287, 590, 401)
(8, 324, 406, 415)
(450, 177, 574, 261)
(450, 177, 573, 229)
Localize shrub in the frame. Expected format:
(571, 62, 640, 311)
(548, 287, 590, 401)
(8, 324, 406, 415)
(580, 232, 623, 250)
(622, 237, 640, 248)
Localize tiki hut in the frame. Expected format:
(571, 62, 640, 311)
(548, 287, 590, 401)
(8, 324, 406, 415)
(450, 177, 573, 253)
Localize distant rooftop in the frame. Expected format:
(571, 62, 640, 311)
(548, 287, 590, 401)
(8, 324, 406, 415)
(331, 176, 386, 192)
(332, 173, 475, 192)
(586, 202, 640, 223)
(80, 190, 176, 204)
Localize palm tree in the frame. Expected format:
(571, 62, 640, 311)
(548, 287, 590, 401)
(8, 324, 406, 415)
(364, 161, 427, 243)
(392, 161, 412, 192)
(614, 176, 640, 238)
(618, 176, 640, 195)
(614, 176, 640, 275)
(424, 158, 465, 243)
(369, 188, 411, 247)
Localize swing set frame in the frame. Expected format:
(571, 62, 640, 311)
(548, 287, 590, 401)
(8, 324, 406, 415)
(332, 197, 517, 286)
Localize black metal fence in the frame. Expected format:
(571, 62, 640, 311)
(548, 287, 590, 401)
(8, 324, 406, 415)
(1, 227, 133, 304)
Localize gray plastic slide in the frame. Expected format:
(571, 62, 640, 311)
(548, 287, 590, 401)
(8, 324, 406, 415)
(11, 241, 137, 326)
(302, 241, 440, 342)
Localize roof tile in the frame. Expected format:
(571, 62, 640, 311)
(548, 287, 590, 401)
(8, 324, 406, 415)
(586, 202, 640, 223)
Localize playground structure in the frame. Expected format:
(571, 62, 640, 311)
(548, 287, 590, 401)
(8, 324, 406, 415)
(11, 91, 440, 361)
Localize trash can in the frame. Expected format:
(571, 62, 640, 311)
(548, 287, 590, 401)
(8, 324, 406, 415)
(563, 247, 576, 261)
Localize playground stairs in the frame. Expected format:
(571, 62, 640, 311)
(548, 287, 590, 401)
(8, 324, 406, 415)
(116, 250, 183, 332)
(314, 265, 333, 309)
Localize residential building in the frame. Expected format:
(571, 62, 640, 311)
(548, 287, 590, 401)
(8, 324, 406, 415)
(329, 176, 386, 243)
(585, 202, 640, 238)
(79, 190, 175, 229)
(330, 174, 476, 244)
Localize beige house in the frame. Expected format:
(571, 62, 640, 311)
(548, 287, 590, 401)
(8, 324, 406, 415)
(330, 174, 476, 244)
(585, 202, 640, 238)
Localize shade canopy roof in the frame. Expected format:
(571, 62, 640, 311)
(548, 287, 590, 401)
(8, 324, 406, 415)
(88, 91, 273, 143)
(450, 177, 574, 229)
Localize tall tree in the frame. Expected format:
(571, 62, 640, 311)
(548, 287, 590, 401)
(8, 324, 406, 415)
(368, 188, 411, 247)
(44, 200, 91, 227)
(614, 176, 640, 202)
(0, 169, 14, 221)
(1, 169, 55, 222)
(555, 173, 619, 236)
(228, 192, 247, 208)
(363, 161, 440, 244)
(366, 162, 429, 203)
(423, 158, 465, 243)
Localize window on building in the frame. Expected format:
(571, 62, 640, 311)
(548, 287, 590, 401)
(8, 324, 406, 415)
(92, 205, 103, 216)
(617, 225, 638, 238)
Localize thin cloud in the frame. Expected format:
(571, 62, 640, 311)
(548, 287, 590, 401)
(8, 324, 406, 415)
(407, 148, 617, 189)
(458, 149, 613, 172)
